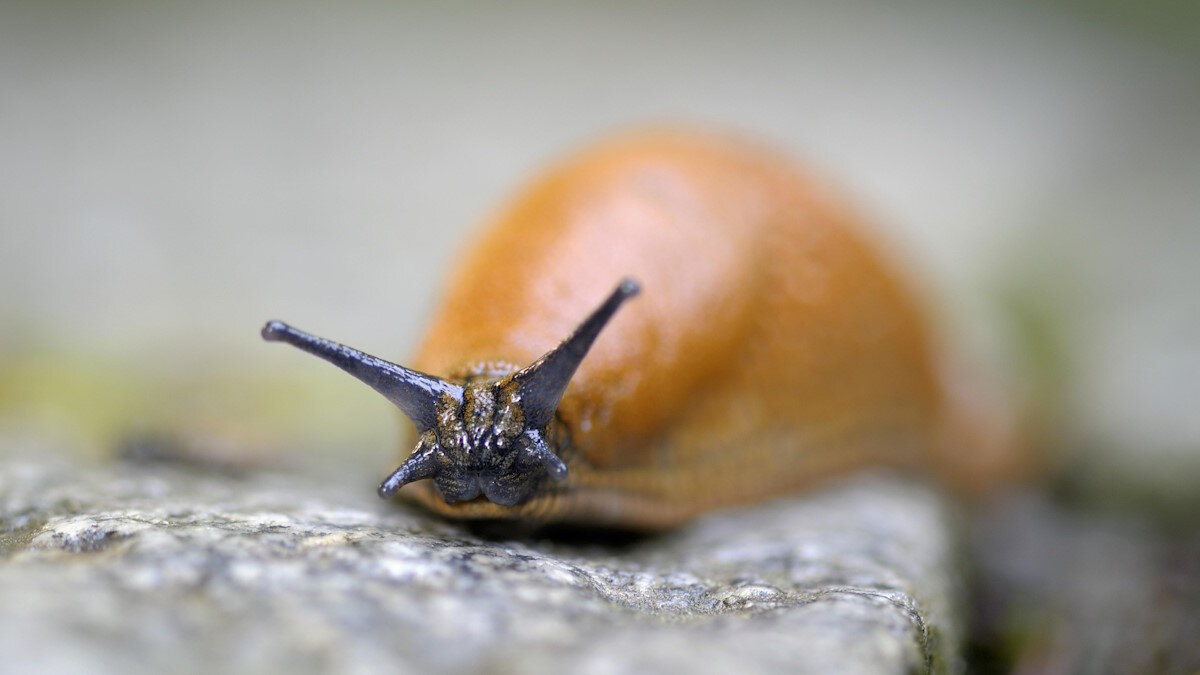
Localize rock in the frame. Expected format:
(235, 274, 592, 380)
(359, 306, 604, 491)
(0, 445, 963, 674)
(969, 491, 1200, 674)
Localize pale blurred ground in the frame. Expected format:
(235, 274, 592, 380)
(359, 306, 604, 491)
(1, 1, 1198, 511)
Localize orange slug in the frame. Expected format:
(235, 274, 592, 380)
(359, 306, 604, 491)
(263, 129, 1030, 530)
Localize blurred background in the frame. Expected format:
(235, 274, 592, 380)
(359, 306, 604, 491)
(2, 2, 1199, 671)
(2, 1, 1198, 505)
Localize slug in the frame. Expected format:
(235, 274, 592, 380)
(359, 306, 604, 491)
(262, 129, 1029, 530)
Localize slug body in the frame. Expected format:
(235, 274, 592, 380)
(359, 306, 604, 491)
(265, 130, 1025, 530)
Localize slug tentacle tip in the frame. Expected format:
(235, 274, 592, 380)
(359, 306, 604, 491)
(378, 445, 442, 499)
(261, 320, 289, 341)
(523, 430, 568, 481)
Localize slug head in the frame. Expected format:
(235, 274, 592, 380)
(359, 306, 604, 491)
(377, 382, 566, 506)
(261, 278, 639, 507)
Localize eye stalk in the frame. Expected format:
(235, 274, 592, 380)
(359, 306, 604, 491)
(512, 277, 640, 429)
(262, 278, 640, 506)
(260, 320, 462, 432)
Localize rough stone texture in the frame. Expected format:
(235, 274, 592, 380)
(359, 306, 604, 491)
(0, 447, 962, 675)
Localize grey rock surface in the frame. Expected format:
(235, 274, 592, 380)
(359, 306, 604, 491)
(0, 447, 962, 675)
(969, 492, 1200, 674)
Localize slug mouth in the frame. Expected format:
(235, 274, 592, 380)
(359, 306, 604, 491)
(401, 479, 567, 524)
(429, 471, 528, 508)
(480, 477, 524, 507)
(452, 487, 521, 509)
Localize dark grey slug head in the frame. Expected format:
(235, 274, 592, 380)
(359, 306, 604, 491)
(261, 278, 640, 507)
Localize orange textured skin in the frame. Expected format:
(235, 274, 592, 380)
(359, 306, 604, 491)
(397, 130, 1013, 529)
